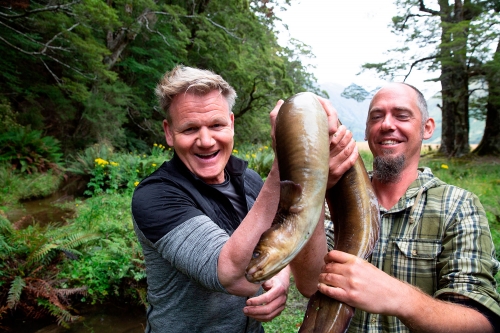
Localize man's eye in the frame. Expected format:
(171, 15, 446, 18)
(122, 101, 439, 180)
(183, 127, 196, 133)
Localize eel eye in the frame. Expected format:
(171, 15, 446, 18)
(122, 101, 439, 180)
(252, 252, 260, 259)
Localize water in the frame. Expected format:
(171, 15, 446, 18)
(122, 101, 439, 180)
(4, 304, 146, 333)
(6, 193, 75, 229)
(3, 177, 146, 333)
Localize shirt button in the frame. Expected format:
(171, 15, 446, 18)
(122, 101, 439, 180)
(371, 317, 377, 323)
(412, 250, 418, 256)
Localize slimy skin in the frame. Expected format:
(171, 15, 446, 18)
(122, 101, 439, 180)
(299, 154, 380, 333)
(245, 92, 330, 283)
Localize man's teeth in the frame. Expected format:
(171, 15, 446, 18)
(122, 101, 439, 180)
(197, 151, 218, 158)
(381, 140, 398, 145)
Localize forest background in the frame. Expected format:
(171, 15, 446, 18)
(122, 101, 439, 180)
(1, 0, 500, 331)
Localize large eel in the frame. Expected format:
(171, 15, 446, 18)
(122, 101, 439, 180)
(245, 92, 330, 283)
(298, 151, 380, 332)
(244, 91, 380, 332)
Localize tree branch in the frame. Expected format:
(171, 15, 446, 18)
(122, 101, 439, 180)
(418, 0, 441, 15)
(0, 20, 74, 53)
(400, 13, 432, 31)
(0, 1, 79, 19)
(403, 55, 437, 81)
(153, 11, 243, 40)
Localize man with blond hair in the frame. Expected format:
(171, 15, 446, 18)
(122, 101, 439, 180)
(132, 65, 357, 332)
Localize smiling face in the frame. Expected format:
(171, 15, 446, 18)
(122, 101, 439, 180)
(164, 90, 234, 184)
(365, 83, 435, 174)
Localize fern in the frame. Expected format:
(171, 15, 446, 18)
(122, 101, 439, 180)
(27, 243, 59, 265)
(7, 276, 26, 309)
(37, 299, 80, 328)
(27, 231, 100, 265)
(61, 231, 100, 250)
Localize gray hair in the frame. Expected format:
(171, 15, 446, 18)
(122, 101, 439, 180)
(155, 65, 237, 122)
(367, 82, 429, 135)
(402, 83, 429, 126)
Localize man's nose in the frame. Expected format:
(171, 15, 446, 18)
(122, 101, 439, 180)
(197, 127, 215, 147)
(381, 115, 396, 131)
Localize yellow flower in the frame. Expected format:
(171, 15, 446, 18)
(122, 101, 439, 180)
(441, 164, 449, 169)
(95, 158, 109, 166)
(152, 163, 157, 167)
(110, 161, 119, 167)
(154, 143, 158, 147)
(246, 154, 249, 158)
(134, 181, 140, 187)
(252, 154, 256, 158)
(233, 149, 238, 153)
(264, 146, 269, 150)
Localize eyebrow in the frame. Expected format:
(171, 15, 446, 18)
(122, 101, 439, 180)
(369, 106, 413, 113)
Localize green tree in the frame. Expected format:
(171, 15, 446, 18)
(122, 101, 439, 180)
(361, 0, 498, 157)
(0, 0, 320, 154)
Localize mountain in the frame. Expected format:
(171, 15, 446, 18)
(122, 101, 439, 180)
(320, 83, 485, 144)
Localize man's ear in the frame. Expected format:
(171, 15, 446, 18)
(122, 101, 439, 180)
(423, 117, 435, 140)
(163, 119, 174, 147)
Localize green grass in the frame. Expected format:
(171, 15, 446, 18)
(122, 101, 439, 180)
(2, 144, 500, 329)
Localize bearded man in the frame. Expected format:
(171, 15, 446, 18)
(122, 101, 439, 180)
(290, 82, 500, 332)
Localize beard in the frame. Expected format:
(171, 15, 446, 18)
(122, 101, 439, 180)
(372, 152, 406, 184)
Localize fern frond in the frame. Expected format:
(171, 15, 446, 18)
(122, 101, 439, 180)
(7, 276, 26, 309)
(136, 287, 148, 308)
(38, 298, 80, 328)
(27, 243, 59, 265)
(0, 235, 15, 257)
(60, 231, 100, 250)
(0, 214, 13, 236)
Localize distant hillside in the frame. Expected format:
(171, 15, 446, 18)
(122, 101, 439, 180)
(320, 83, 485, 144)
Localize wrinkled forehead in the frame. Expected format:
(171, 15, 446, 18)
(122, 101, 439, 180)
(368, 84, 419, 114)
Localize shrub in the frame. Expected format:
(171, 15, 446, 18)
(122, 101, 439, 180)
(0, 128, 63, 174)
(0, 164, 63, 205)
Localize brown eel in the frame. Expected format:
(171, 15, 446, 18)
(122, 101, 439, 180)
(299, 152, 380, 333)
(245, 92, 330, 283)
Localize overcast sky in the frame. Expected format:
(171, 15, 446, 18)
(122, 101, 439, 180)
(276, 0, 441, 98)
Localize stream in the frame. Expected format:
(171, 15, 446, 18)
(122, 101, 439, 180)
(5, 303, 146, 333)
(3, 177, 147, 333)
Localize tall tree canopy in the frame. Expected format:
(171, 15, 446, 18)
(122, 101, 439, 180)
(360, 0, 500, 157)
(0, 0, 320, 152)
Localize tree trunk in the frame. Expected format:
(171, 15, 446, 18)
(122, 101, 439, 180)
(473, 38, 500, 156)
(436, 0, 471, 157)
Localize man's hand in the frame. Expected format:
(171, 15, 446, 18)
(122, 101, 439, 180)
(317, 250, 404, 315)
(316, 96, 358, 189)
(269, 99, 284, 152)
(243, 266, 290, 322)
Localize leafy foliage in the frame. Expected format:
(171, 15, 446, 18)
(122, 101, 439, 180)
(0, 0, 319, 157)
(0, 128, 63, 174)
(0, 192, 146, 326)
(0, 164, 63, 205)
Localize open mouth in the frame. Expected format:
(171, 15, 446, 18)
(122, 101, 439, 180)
(196, 150, 219, 159)
(379, 140, 400, 146)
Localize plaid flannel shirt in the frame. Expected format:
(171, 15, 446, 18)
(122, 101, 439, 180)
(324, 167, 500, 332)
